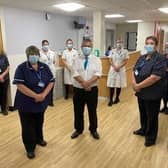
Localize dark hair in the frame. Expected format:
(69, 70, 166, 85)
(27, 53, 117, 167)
(26, 45, 40, 57)
(82, 38, 92, 44)
(66, 38, 73, 43)
(108, 46, 112, 50)
(42, 40, 49, 45)
(146, 36, 158, 46)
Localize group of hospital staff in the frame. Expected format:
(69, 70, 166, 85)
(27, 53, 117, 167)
(0, 35, 167, 159)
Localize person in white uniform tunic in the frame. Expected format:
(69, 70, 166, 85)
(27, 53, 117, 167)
(40, 40, 57, 106)
(62, 39, 78, 99)
(71, 39, 102, 140)
(107, 40, 129, 106)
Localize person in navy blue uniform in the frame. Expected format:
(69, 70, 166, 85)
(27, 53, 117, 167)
(160, 53, 168, 114)
(105, 46, 112, 57)
(132, 36, 166, 147)
(0, 49, 10, 115)
(13, 46, 55, 159)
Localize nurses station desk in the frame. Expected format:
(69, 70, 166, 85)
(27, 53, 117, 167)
(53, 67, 64, 100)
(98, 51, 140, 97)
(58, 51, 140, 98)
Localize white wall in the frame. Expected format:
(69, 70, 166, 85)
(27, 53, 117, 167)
(105, 22, 116, 48)
(116, 23, 137, 48)
(1, 7, 81, 106)
(3, 7, 78, 55)
(137, 22, 155, 52)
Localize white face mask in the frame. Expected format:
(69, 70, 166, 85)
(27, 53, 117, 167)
(116, 43, 122, 49)
(67, 43, 73, 49)
(42, 45, 49, 52)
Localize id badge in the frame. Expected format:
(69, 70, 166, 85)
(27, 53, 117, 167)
(134, 69, 139, 76)
(38, 81, 45, 88)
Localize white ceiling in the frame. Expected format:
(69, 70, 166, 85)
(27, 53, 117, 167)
(0, 0, 168, 23)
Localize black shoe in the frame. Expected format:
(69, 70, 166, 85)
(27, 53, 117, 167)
(71, 131, 82, 139)
(37, 140, 47, 147)
(160, 107, 167, 113)
(133, 129, 145, 136)
(49, 103, 54, 107)
(108, 101, 113, 106)
(2, 110, 8, 115)
(91, 131, 100, 140)
(164, 108, 168, 114)
(27, 151, 35, 159)
(113, 98, 120, 104)
(144, 141, 155, 147)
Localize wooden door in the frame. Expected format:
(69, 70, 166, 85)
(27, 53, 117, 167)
(0, 20, 3, 51)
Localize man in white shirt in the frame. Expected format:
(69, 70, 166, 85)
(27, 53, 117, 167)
(40, 40, 57, 106)
(62, 39, 78, 99)
(71, 39, 102, 140)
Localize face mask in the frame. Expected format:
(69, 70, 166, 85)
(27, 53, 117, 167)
(116, 43, 122, 49)
(82, 47, 92, 56)
(144, 44, 155, 54)
(67, 44, 73, 49)
(42, 45, 49, 52)
(28, 55, 39, 64)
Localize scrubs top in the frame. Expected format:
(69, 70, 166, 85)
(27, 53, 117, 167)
(13, 61, 55, 113)
(0, 54, 9, 80)
(133, 52, 166, 100)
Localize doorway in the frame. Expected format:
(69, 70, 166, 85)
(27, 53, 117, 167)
(126, 32, 137, 51)
(106, 29, 115, 50)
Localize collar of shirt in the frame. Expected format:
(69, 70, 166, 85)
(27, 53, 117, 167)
(26, 61, 44, 71)
(81, 54, 92, 59)
(142, 51, 159, 61)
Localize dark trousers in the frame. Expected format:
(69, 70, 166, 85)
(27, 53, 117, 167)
(162, 80, 168, 109)
(109, 87, 121, 102)
(0, 79, 9, 111)
(18, 111, 45, 152)
(49, 88, 54, 106)
(137, 97, 161, 143)
(64, 84, 72, 99)
(73, 87, 98, 133)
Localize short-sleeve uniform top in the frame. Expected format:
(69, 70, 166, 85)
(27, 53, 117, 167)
(72, 54, 102, 89)
(107, 48, 129, 88)
(62, 48, 78, 85)
(133, 52, 166, 100)
(0, 54, 10, 80)
(40, 50, 57, 77)
(13, 61, 55, 113)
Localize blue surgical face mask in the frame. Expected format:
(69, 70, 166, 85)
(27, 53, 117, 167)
(42, 45, 49, 52)
(67, 44, 73, 49)
(82, 47, 92, 56)
(28, 55, 39, 64)
(144, 44, 155, 54)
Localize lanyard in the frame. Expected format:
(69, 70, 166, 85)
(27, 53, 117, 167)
(136, 60, 147, 71)
(46, 54, 51, 61)
(35, 71, 42, 81)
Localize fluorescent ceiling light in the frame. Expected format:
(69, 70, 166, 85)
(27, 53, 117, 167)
(105, 14, 125, 18)
(126, 20, 143, 23)
(158, 8, 168, 14)
(53, 3, 85, 12)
